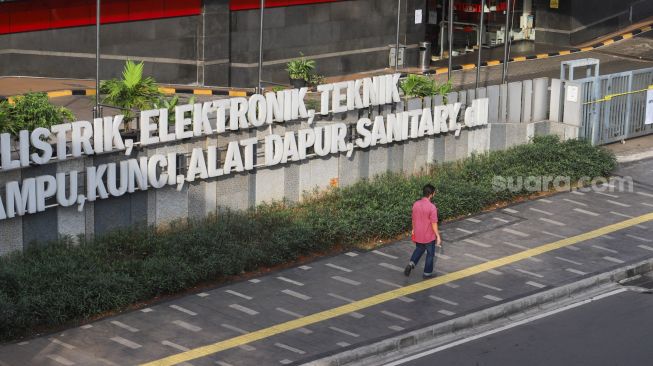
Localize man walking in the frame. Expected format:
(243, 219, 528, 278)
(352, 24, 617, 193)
(404, 184, 442, 278)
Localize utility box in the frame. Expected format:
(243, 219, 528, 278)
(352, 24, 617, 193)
(389, 44, 406, 68)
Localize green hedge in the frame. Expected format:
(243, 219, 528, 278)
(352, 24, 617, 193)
(0, 136, 616, 342)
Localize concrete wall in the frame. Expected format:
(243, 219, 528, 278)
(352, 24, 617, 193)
(533, 0, 650, 46)
(229, 0, 427, 87)
(0, 75, 585, 255)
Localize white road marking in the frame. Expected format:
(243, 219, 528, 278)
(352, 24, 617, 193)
(514, 268, 544, 278)
(337, 342, 350, 347)
(221, 323, 248, 334)
(381, 310, 412, 322)
(566, 268, 587, 275)
(225, 290, 253, 300)
(249, 279, 261, 283)
(466, 218, 481, 223)
(277, 277, 304, 286)
(298, 328, 313, 334)
(110, 336, 142, 349)
(563, 198, 587, 206)
(49, 339, 75, 349)
(384, 288, 627, 366)
(503, 208, 519, 214)
(239, 344, 256, 352)
(526, 256, 543, 263)
(229, 303, 259, 315)
(636, 191, 653, 198)
(573, 208, 599, 216)
(483, 295, 503, 302)
(80, 325, 93, 329)
(474, 282, 503, 291)
(565, 245, 580, 251)
(172, 320, 202, 332)
(275, 343, 306, 355)
(526, 281, 546, 288)
(349, 312, 365, 319)
(435, 252, 451, 260)
(162, 340, 190, 352)
(299, 265, 311, 270)
(464, 253, 490, 262)
(196, 292, 210, 298)
(276, 307, 303, 318)
(488, 269, 503, 276)
(140, 308, 153, 313)
(493, 217, 510, 223)
(379, 262, 405, 272)
(502, 228, 530, 237)
(389, 325, 405, 331)
(539, 217, 566, 226)
(280, 360, 292, 365)
(329, 326, 360, 338)
(541, 231, 567, 239)
(345, 252, 359, 257)
(603, 256, 625, 264)
(556, 256, 583, 266)
(456, 228, 475, 234)
(596, 192, 619, 198)
(530, 207, 553, 216)
(332, 276, 361, 286)
(570, 190, 585, 196)
(606, 200, 630, 207)
(610, 211, 633, 218)
(591, 245, 618, 253)
(539, 198, 553, 203)
(429, 295, 459, 306)
(642, 202, 653, 208)
(372, 250, 399, 259)
(503, 241, 528, 250)
(377, 279, 402, 288)
(326, 263, 353, 272)
(626, 234, 652, 243)
(638, 244, 653, 251)
(216, 361, 234, 366)
(282, 289, 312, 301)
(463, 238, 491, 248)
(438, 309, 456, 316)
(328, 293, 355, 303)
(46, 355, 75, 366)
(169, 305, 197, 316)
(399, 296, 416, 303)
(110, 321, 139, 333)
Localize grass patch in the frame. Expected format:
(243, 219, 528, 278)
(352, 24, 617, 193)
(0, 135, 616, 342)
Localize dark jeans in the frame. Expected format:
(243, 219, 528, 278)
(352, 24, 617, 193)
(409, 241, 436, 276)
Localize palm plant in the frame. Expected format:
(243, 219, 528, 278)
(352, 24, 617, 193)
(100, 60, 161, 121)
(153, 95, 196, 123)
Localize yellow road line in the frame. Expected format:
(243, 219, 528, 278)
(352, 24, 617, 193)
(536, 53, 549, 59)
(602, 39, 615, 46)
(512, 56, 526, 62)
(85, 89, 96, 96)
(486, 60, 501, 66)
(580, 47, 594, 52)
(140, 212, 653, 366)
(558, 50, 571, 56)
(642, 26, 652, 32)
(193, 89, 213, 95)
(622, 33, 633, 39)
(461, 64, 476, 70)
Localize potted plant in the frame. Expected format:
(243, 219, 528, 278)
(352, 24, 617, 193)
(286, 54, 316, 88)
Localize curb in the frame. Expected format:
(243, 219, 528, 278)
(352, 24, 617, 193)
(305, 258, 653, 366)
(3, 87, 253, 103)
(421, 24, 653, 76)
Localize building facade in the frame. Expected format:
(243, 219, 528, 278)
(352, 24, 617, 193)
(0, 0, 652, 89)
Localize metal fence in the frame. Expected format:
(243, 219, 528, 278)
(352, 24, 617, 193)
(579, 67, 653, 145)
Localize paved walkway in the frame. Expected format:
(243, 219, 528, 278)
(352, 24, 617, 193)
(1, 158, 652, 366)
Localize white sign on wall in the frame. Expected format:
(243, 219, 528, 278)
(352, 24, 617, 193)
(0, 74, 489, 221)
(646, 89, 653, 125)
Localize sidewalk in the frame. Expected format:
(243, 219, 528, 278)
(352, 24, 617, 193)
(0, 155, 652, 365)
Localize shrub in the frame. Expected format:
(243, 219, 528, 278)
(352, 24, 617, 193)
(400, 74, 452, 98)
(0, 93, 75, 135)
(0, 136, 616, 341)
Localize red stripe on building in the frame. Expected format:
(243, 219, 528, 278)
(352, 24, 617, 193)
(230, 0, 342, 11)
(0, 0, 201, 35)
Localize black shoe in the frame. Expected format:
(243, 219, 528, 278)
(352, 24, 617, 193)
(404, 264, 413, 276)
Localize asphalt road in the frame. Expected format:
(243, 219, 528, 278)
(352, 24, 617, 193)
(390, 287, 653, 366)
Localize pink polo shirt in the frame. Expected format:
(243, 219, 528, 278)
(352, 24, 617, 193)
(412, 197, 438, 244)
